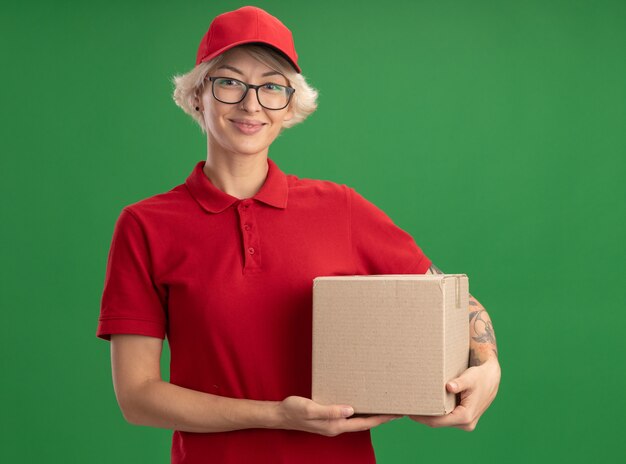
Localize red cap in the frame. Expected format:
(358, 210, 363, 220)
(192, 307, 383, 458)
(195, 6, 301, 73)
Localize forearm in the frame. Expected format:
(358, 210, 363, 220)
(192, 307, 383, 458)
(426, 264, 499, 367)
(468, 294, 498, 367)
(121, 379, 282, 433)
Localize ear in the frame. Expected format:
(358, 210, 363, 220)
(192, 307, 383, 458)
(194, 98, 205, 113)
(193, 90, 204, 111)
(283, 104, 295, 122)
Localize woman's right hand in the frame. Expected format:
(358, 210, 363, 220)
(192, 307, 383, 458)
(275, 396, 402, 437)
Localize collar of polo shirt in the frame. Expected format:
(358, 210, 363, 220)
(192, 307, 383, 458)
(185, 157, 289, 213)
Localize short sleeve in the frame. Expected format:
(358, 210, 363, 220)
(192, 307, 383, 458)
(348, 187, 431, 275)
(96, 208, 167, 341)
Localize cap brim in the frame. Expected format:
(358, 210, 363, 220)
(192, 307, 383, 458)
(196, 39, 301, 73)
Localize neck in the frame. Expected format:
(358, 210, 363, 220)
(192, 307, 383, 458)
(203, 146, 269, 200)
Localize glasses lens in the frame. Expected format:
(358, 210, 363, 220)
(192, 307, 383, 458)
(213, 78, 247, 103)
(257, 83, 291, 110)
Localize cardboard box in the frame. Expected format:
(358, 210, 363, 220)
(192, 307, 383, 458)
(312, 274, 469, 415)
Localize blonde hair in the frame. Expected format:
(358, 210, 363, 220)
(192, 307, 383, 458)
(171, 44, 319, 135)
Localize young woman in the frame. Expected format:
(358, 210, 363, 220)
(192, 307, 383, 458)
(97, 6, 500, 463)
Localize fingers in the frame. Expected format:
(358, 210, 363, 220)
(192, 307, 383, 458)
(280, 396, 402, 437)
(319, 414, 401, 437)
(306, 401, 355, 421)
(446, 366, 477, 394)
(408, 360, 500, 432)
(339, 414, 402, 433)
(409, 405, 477, 431)
(282, 396, 354, 421)
(308, 403, 401, 431)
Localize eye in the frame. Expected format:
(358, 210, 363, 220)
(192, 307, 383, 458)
(216, 78, 241, 87)
(262, 83, 285, 93)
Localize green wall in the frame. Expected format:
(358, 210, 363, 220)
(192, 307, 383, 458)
(2, 0, 624, 462)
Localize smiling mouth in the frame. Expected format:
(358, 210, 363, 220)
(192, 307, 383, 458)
(229, 119, 266, 127)
(230, 119, 266, 134)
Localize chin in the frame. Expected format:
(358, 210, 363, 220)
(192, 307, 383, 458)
(230, 144, 269, 157)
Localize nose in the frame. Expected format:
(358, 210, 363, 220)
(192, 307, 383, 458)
(240, 87, 262, 112)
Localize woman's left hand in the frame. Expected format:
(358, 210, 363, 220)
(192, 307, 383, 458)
(408, 357, 501, 431)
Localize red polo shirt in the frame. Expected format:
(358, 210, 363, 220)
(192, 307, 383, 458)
(97, 158, 431, 463)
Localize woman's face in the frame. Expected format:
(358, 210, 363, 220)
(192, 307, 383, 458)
(197, 47, 294, 159)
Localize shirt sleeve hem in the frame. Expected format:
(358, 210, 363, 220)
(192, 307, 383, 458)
(96, 317, 165, 341)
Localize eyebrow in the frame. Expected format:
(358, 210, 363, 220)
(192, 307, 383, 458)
(216, 65, 283, 78)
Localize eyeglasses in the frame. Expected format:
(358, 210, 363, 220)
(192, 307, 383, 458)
(206, 76, 295, 110)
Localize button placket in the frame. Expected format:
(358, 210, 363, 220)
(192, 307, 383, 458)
(237, 200, 261, 271)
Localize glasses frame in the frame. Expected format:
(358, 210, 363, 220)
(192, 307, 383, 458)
(206, 76, 296, 111)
